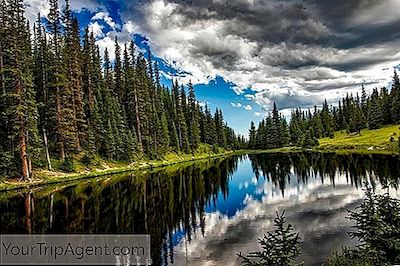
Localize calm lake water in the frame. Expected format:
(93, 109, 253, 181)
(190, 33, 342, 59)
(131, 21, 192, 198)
(1, 152, 400, 265)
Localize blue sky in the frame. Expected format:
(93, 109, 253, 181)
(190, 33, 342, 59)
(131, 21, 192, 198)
(24, 0, 400, 135)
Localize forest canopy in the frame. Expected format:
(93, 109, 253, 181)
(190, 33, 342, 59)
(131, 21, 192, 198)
(0, 0, 245, 179)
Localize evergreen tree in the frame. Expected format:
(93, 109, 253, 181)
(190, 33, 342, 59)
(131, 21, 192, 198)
(33, 13, 52, 169)
(135, 53, 151, 155)
(128, 41, 143, 153)
(302, 129, 318, 148)
(271, 102, 281, 148)
(154, 63, 170, 155)
(114, 36, 123, 101)
(172, 81, 190, 152)
(380, 87, 391, 125)
(248, 121, 256, 149)
(321, 99, 334, 138)
(0, 0, 239, 176)
(368, 89, 383, 130)
(391, 70, 400, 123)
(289, 110, 302, 146)
(281, 119, 290, 146)
(0, 0, 40, 179)
(47, 0, 77, 160)
(361, 85, 368, 122)
(187, 81, 200, 151)
(215, 108, 227, 148)
(238, 211, 302, 266)
(63, 7, 85, 151)
(328, 186, 400, 265)
(204, 104, 217, 145)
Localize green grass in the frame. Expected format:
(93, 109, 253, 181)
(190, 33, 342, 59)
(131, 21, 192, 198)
(318, 124, 400, 154)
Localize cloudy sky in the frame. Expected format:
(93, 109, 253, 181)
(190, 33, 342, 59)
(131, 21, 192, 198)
(25, 0, 400, 135)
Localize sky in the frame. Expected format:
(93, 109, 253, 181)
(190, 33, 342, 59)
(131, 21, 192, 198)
(24, 0, 400, 136)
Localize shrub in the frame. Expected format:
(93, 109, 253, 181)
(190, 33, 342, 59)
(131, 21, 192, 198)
(59, 157, 76, 173)
(328, 185, 400, 265)
(212, 144, 219, 153)
(81, 153, 94, 166)
(327, 247, 382, 266)
(348, 186, 400, 264)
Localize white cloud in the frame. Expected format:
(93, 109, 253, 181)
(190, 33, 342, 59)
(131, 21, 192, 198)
(24, 0, 103, 25)
(244, 105, 252, 111)
(90, 13, 137, 61)
(123, 21, 140, 34)
(88, 21, 104, 38)
(24, 0, 50, 25)
(29, 0, 394, 116)
(231, 102, 252, 111)
(198, 101, 207, 108)
(115, 0, 400, 112)
(231, 102, 243, 108)
(172, 171, 398, 265)
(92, 11, 117, 29)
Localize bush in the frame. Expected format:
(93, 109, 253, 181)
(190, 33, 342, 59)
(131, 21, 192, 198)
(348, 186, 400, 264)
(212, 144, 219, 153)
(59, 157, 76, 173)
(328, 185, 400, 265)
(81, 153, 94, 166)
(327, 247, 382, 266)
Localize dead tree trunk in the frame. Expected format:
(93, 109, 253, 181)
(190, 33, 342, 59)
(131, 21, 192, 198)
(43, 128, 52, 170)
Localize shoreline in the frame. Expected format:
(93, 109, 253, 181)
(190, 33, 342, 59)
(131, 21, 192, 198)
(1, 146, 398, 193)
(0, 150, 247, 192)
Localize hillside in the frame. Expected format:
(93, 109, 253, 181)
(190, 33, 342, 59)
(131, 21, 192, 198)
(318, 124, 400, 153)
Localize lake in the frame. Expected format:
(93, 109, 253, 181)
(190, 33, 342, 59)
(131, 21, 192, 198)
(1, 152, 399, 265)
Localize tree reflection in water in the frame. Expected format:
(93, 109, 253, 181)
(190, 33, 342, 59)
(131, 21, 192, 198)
(0, 152, 399, 265)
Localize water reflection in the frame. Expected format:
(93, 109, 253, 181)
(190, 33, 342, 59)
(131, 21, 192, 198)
(0, 152, 399, 265)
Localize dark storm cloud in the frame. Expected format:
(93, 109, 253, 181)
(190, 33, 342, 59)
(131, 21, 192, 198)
(167, 0, 399, 48)
(302, 81, 379, 92)
(169, 0, 332, 46)
(303, 0, 383, 26)
(327, 58, 395, 72)
(180, 0, 396, 50)
(116, 0, 400, 111)
(336, 20, 400, 49)
(189, 38, 242, 69)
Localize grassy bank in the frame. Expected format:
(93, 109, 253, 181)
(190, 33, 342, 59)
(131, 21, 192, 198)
(318, 124, 400, 154)
(0, 144, 246, 192)
(246, 125, 400, 156)
(2, 126, 399, 192)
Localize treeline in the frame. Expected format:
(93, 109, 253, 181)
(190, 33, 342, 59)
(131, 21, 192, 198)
(0, 0, 244, 179)
(249, 71, 400, 149)
(248, 103, 290, 149)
